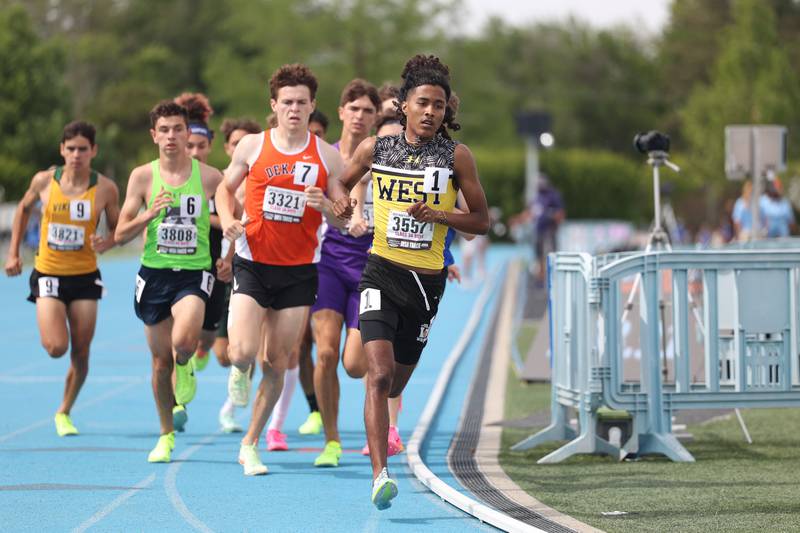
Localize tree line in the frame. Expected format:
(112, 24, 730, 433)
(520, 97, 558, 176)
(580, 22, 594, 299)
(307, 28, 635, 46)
(1, 0, 798, 229)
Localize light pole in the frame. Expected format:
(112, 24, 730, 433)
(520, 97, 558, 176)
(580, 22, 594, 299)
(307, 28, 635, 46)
(515, 112, 554, 207)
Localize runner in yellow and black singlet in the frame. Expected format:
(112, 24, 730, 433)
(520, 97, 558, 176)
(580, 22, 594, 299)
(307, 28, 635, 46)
(333, 55, 490, 510)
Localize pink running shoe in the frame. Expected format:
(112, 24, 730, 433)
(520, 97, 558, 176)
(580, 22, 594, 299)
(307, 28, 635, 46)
(266, 429, 288, 451)
(361, 442, 370, 455)
(388, 426, 404, 457)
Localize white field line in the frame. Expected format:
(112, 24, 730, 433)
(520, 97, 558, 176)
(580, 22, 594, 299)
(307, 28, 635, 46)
(0, 377, 145, 443)
(405, 264, 546, 533)
(164, 433, 219, 533)
(71, 473, 156, 533)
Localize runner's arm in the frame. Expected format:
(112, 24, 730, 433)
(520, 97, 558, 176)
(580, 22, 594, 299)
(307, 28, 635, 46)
(217, 134, 256, 240)
(331, 137, 374, 219)
(346, 179, 369, 236)
(201, 164, 224, 230)
(114, 167, 171, 245)
(453, 190, 475, 241)
(4, 171, 49, 276)
(407, 143, 489, 235)
(91, 176, 121, 253)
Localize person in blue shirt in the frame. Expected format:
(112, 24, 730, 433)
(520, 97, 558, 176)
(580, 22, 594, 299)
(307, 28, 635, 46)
(760, 179, 796, 238)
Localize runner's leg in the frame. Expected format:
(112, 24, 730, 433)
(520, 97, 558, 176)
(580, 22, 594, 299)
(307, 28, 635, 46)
(312, 309, 344, 444)
(242, 306, 308, 445)
(36, 298, 69, 358)
(144, 318, 176, 435)
(58, 299, 98, 414)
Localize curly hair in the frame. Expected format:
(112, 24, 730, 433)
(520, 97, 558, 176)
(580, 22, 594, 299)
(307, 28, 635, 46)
(149, 100, 188, 128)
(220, 118, 261, 142)
(174, 93, 213, 124)
(396, 55, 460, 139)
(269, 63, 318, 100)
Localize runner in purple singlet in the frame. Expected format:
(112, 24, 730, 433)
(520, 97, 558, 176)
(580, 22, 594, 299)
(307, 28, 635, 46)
(310, 79, 380, 467)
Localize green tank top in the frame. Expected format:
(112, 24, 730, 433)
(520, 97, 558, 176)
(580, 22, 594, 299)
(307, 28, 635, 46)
(141, 158, 211, 270)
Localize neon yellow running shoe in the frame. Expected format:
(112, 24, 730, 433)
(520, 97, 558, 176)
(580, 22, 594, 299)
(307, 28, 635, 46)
(371, 467, 398, 510)
(54, 413, 78, 437)
(174, 361, 197, 405)
(314, 440, 342, 467)
(238, 443, 268, 476)
(298, 411, 323, 435)
(172, 405, 188, 432)
(148, 432, 175, 463)
(191, 351, 210, 372)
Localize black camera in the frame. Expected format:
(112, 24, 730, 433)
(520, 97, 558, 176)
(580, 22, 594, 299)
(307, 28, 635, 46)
(633, 131, 670, 154)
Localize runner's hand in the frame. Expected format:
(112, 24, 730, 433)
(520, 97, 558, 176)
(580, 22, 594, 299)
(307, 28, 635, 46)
(348, 215, 368, 237)
(447, 264, 461, 283)
(216, 257, 232, 283)
(407, 201, 439, 223)
(333, 197, 355, 220)
(4, 255, 22, 277)
(305, 186, 327, 212)
(223, 219, 246, 241)
(145, 187, 173, 220)
(91, 234, 115, 254)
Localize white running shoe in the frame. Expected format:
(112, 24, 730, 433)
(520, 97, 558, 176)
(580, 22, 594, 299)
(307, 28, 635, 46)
(228, 365, 252, 407)
(371, 467, 398, 510)
(238, 443, 268, 476)
(219, 405, 242, 433)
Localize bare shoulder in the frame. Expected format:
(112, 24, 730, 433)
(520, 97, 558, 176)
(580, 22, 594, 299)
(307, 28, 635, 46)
(317, 138, 344, 167)
(454, 142, 475, 161)
(96, 174, 120, 194)
(354, 136, 377, 165)
(235, 132, 263, 159)
(198, 161, 224, 180)
(30, 169, 55, 192)
(126, 163, 153, 196)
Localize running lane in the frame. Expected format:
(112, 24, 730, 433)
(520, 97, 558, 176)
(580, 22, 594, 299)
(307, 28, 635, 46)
(0, 247, 515, 532)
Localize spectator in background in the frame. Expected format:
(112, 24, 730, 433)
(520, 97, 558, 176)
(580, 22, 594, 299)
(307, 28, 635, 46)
(530, 175, 565, 286)
(760, 178, 796, 238)
(732, 180, 756, 241)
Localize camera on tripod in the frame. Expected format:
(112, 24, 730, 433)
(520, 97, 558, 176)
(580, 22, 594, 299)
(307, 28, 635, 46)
(633, 130, 670, 154)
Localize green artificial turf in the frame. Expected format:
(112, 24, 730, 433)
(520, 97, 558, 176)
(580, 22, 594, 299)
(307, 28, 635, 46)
(501, 330, 800, 532)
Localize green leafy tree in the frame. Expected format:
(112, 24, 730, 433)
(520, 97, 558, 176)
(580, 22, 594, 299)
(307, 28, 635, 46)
(0, 5, 70, 200)
(681, 0, 800, 188)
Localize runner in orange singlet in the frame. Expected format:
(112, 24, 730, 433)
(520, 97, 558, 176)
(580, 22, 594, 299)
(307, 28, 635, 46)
(215, 63, 351, 475)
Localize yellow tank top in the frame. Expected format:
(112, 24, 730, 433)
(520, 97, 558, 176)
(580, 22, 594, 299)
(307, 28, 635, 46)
(35, 167, 99, 275)
(370, 134, 458, 270)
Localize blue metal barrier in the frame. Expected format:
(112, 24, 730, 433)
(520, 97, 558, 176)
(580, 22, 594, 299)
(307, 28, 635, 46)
(513, 249, 800, 463)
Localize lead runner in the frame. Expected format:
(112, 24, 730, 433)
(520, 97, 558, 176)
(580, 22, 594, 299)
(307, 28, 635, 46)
(333, 54, 490, 509)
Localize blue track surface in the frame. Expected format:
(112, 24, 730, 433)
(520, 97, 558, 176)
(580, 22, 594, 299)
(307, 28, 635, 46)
(0, 246, 517, 532)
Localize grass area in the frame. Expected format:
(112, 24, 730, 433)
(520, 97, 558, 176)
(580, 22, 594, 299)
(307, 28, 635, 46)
(515, 319, 538, 365)
(500, 327, 800, 532)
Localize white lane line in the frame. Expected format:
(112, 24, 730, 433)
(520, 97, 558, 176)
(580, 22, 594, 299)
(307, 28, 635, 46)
(405, 264, 547, 533)
(71, 473, 156, 533)
(0, 377, 145, 443)
(0, 376, 142, 384)
(164, 433, 218, 533)
(0, 375, 230, 385)
(0, 360, 49, 378)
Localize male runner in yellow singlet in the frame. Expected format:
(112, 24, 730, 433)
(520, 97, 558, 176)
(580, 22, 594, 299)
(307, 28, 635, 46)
(5, 121, 120, 437)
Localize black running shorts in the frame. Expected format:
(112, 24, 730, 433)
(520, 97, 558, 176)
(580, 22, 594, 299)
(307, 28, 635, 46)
(28, 269, 103, 305)
(134, 266, 214, 326)
(216, 283, 232, 338)
(232, 256, 317, 310)
(203, 278, 227, 332)
(358, 254, 446, 366)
